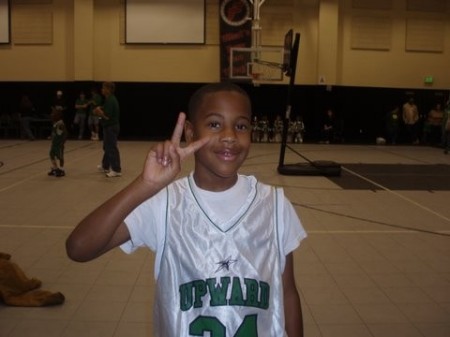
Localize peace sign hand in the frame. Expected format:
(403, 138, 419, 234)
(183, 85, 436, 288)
(140, 112, 209, 190)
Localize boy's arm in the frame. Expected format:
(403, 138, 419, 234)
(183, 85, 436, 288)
(283, 253, 303, 337)
(65, 176, 160, 262)
(66, 112, 209, 263)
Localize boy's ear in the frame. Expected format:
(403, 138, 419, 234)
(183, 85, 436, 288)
(184, 120, 194, 143)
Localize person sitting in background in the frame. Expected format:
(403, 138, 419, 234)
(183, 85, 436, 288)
(272, 115, 284, 143)
(290, 115, 305, 143)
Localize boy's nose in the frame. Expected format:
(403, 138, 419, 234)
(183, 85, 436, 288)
(220, 128, 236, 142)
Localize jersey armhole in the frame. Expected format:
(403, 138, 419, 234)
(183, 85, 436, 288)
(155, 186, 169, 280)
(275, 187, 286, 271)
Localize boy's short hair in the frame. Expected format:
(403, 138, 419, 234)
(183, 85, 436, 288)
(188, 82, 250, 121)
(102, 81, 115, 94)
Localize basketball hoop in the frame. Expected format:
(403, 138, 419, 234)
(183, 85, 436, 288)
(251, 72, 261, 81)
(230, 47, 285, 82)
(251, 72, 261, 86)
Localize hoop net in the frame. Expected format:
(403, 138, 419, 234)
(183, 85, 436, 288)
(249, 61, 283, 84)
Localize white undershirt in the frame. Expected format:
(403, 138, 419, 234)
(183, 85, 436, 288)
(190, 174, 249, 231)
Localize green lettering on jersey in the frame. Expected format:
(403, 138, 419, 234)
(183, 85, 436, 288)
(179, 281, 193, 311)
(179, 279, 208, 311)
(235, 314, 258, 337)
(193, 280, 207, 308)
(243, 278, 259, 307)
(228, 277, 245, 306)
(243, 279, 270, 309)
(189, 316, 226, 336)
(189, 315, 258, 337)
(207, 277, 230, 307)
(179, 277, 271, 311)
(259, 281, 270, 309)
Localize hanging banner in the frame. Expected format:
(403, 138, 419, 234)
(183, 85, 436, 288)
(219, 0, 252, 80)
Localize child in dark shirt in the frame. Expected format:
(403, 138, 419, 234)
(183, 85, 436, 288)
(48, 109, 68, 177)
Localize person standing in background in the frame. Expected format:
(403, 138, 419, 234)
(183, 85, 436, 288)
(422, 103, 443, 146)
(385, 106, 400, 145)
(73, 91, 89, 140)
(88, 86, 102, 141)
(48, 109, 68, 177)
(320, 109, 336, 144)
(18, 94, 36, 141)
(52, 90, 69, 137)
(443, 98, 450, 154)
(52, 90, 67, 117)
(402, 97, 419, 144)
(94, 82, 121, 177)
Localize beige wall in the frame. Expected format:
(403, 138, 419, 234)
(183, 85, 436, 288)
(92, 0, 221, 82)
(0, 0, 74, 81)
(339, 0, 450, 89)
(0, 0, 449, 89)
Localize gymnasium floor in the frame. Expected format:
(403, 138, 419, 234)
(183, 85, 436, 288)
(0, 139, 449, 337)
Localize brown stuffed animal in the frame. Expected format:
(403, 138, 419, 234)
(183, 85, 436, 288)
(0, 252, 65, 306)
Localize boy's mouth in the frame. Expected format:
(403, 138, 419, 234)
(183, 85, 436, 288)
(216, 148, 238, 161)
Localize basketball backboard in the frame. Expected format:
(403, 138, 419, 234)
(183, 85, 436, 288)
(229, 46, 285, 82)
(229, 29, 295, 85)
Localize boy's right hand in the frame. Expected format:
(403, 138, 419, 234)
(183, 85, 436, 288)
(140, 112, 209, 189)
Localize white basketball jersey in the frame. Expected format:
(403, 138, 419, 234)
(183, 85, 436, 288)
(154, 176, 287, 337)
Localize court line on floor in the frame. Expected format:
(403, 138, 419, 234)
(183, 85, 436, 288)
(341, 165, 450, 223)
(0, 171, 50, 193)
(0, 142, 96, 176)
(0, 144, 100, 193)
(295, 203, 450, 237)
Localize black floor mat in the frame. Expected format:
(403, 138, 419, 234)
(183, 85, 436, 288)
(328, 164, 450, 191)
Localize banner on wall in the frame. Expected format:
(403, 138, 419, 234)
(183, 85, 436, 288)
(219, 0, 252, 80)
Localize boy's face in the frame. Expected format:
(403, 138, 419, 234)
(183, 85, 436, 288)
(185, 90, 252, 190)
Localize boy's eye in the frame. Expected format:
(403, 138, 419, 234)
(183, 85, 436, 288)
(208, 121, 220, 129)
(236, 123, 249, 131)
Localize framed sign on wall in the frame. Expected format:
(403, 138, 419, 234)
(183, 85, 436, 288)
(0, 0, 10, 44)
(125, 0, 205, 44)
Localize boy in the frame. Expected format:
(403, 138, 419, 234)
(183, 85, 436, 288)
(66, 82, 306, 336)
(48, 108, 67, 177)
